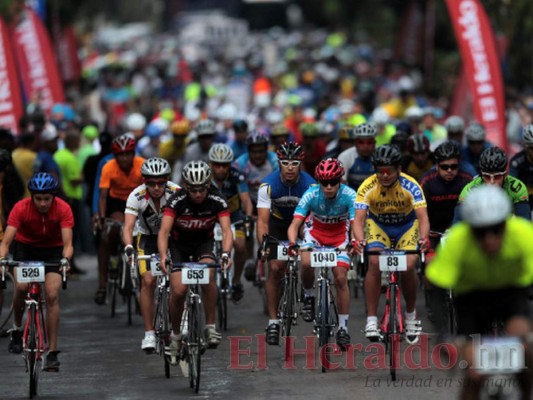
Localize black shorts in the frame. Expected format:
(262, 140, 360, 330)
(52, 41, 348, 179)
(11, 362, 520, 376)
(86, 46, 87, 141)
(106, 195, 127, 217)
(269, 217, 291, 241)
(12, 241, 63, 275)
(168, 237, 216, 272)
(455, 287, 531, 335)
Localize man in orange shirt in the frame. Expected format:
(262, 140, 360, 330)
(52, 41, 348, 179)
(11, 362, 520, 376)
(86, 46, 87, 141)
(94, 134, 145, 304)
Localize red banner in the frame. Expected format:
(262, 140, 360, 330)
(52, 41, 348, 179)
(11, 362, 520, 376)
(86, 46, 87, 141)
(55, 26, 81, 83)
(0, 17, 23, 134)
(12, 7, 64, 115)
(394, 0, 424, 66)
(445, 0, 506, 150)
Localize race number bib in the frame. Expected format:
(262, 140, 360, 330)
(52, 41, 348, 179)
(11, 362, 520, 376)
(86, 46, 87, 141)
(16, 262, 45, 283)
(378, 251, 407, 272)
(150, 255, 163, 276)
(310, 251, 337, 268)
(277, 245, 289, 260)
(182, 264, 210, 284)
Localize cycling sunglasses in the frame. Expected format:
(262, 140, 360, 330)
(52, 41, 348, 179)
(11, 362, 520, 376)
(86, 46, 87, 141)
(481, 171, 506, 180)
(375, 166, 398, 176)
(145, 179, 168, 188)
(188, 186, 208, 193)
(438, 163, 459, 171)
(279, 160, 301, 168)
(355, 139, 375, 146)
(320, 179, 340, 187)
(472, 222, 505, 239)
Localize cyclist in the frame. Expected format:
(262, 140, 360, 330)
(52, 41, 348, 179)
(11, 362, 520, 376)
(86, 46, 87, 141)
(339, 123, 377, 191)
(403, 134, 433, 182)
(352, 145, 430, 344)
(0, 173, 72, 371)
(208, 143, 253, 302)
(325, 124, 354, 159)
(268, 123, 291, 153)
(123, 158, 180, 352)
(287, 158, 356, 350)
(299, 122, 326, 174)
(419, 141, 473, 334)
(510, 124, 533, 211)
(426, 185, 533, 400)
(444, 115, 465, 145)
(229, 119, 249, 159)
(257, 142, 316, 345)
(462, 122, 491, 174)
(94, 135, 145, 305)
(159, 119, 190, 167)
(455, 146, 530, 221)
(158, 161, 233, 359)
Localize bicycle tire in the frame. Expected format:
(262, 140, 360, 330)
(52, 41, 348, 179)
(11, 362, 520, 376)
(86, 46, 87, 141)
(27, 304, 38, 398)
(217, 277, 228, 331)
(122, 261, 134, 326)
(109, 280, 117, 318)
(319, 279, 329, 373)
(388, 284, 398, 381)
(0, 270, 15, 332)
(448, 291, 457, 336)
(188, 299, 202, 393)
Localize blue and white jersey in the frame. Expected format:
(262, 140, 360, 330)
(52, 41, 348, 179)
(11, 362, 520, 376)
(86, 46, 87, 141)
(294, 184, 356, 246)
(346, 157, 375, 191)
(233, 151, 279, 203)
(257, 171, 316, 221)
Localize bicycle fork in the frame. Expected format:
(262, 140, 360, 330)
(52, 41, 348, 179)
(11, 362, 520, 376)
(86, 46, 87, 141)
(381, 272, 403, 339)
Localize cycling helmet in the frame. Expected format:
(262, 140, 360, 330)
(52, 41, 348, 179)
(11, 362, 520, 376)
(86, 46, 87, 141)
(299, 122, 319, 137)
(28, 172, 58, 193)
(195, 119, 216, 136)
(246, 130, 269, 147)
(111, 134, 136, 154)
(353, 123, 377, 139)
(209, 143, 234, 163)
(407, 134, 430, 153)
(315, 158, 344, 181)
(405, 106, 423, 120)
(233, 119, 248, 133)
(141, 157, 171, 177)
(370, 108, 390, 125)
(479, 146, 507, 173)
(126, 113, 146, 131)
(444, 115, 465, 133)
(461, 184, 511, 228)
(465, 122, 486, 141)
(433, 141, 462, 163)
(522, 124, 533, 145)
(371, 145, 403, 167)
(277, 142, 305, 160)
(270, 123, 290, 137)
(182, 161, 212, 186)
(0, 148, 11, 171)
(338, 125, 354, 141)
(171, 120, 190, 136)
(145, 121, 163, 138)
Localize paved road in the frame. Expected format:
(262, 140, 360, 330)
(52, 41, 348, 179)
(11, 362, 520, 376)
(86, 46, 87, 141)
(1, 255, 465, 400)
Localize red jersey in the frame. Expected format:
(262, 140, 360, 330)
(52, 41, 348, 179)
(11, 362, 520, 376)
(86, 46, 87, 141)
(7, 197, 74, 247)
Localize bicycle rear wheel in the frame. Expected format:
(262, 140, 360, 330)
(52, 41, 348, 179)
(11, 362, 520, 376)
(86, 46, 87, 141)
(217, 278, 228, 331)
(279, 271, 296, 360)
(318, 279, 329, 373)
(27, 304, 38, 398)
(120, 260, 134, 326)
(387, 285, 399, 381)
(0, 270, 15, 334)
(188, 300, 202, 393)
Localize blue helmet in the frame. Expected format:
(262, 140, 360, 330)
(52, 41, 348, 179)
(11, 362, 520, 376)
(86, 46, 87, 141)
(28, 172, 59, 193)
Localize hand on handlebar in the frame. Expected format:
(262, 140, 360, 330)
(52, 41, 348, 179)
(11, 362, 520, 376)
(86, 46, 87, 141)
(287, 242, 299, 258)
(350, 239, 366, 256)
(418, 237, 430, 253)
(124, 244, 135, 258)
(221, 252, 232, 271)
(60, 257, 71, 273)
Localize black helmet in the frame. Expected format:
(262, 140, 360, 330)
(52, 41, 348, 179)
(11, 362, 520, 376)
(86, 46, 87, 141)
(433, 141, 461, 163)
(277, 142, 304, 160)
(479, 146, 507, 173)
(371, 145, 402, 167)
(233, 119, 248, 133)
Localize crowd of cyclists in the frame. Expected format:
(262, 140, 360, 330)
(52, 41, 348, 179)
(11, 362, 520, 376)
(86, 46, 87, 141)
(0, 25, 532, 398)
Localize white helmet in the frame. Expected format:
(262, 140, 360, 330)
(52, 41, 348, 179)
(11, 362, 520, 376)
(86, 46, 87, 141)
(465, 122, 486, 141)
(370, 108, 389, 125)
(405, 106, 423, 120)
(182, 161, 212, 186)
(141, 157, 171, 177)
(522, 124, 533, 145)
(126, 113, 146, 131)
(195, 119, 216, 136)
(445, 115, 465, 133)
(209, 143, 234, 163)
(460, 185, 511, 228)
(353, 123, 377, 138)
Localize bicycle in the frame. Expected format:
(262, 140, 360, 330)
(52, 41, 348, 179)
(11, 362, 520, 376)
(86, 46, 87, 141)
(1, 259, 67, 399)
(171, 260, 220, 393)
(360, 246, 424, 381)
(137, 253, 171, 377)
(0, 264, 15, 336)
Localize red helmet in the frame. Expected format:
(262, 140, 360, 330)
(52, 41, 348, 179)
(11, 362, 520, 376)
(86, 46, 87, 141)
(111, 134, 136, 155)
(315, 158, 344, 181)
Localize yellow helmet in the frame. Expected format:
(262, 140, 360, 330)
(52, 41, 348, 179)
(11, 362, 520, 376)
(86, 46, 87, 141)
(338, 125, 354, 140)
(171, 120, 190, 136)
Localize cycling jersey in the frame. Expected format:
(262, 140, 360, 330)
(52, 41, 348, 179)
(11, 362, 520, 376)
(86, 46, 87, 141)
(458, 175, 529, 204)
(426, 217, 533, 295)
(346, 157, 374, 191)
(233, 151, 279, 203)
(211, 167, 248, 215)
(294, 184, 356, 246)
(125, 181, 181, 235)
(257, 171, 316, 221)
(7, 197, 74, 247)
(420, 169, 472, 233)
(356, 173, 427, 226)
(163, 187, 229, 242)
(403, 159, 434, 182)
(99, 157, 145, 201)
(509, 150, 533, 205)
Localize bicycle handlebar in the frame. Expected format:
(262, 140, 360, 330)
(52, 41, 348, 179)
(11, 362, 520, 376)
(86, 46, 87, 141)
(360, 249, 425, 265)
(1, 260, 68, 289)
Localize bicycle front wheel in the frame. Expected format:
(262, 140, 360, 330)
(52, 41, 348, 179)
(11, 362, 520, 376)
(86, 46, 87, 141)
(0, 269, 15, 334)
(27, 304, 38, 398)
(318, 279, 329, 373)
(188, 300, 202, 393)
(217, 279, 228, 331)
(387, 285, 399, 381)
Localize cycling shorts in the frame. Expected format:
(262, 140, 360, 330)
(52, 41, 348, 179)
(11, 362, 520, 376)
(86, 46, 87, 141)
(455, 287, 530, 336)
(230, 211, 246, 239)
(106, 195, 127, 218)
(303, 229, 350, 269)
(136, 234, 158, 276)
(13, 241, 63, 275)
(169, 237, 216, 272)
(365, 218, 419, 251)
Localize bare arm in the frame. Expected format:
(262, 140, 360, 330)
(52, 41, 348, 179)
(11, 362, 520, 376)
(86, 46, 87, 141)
(256, 208, 270, 247)
(219, 214, 234, 269)
(60, 228, 74, 260)
(122, 213, 137, 247)
(287, 217, 304, 244)
(98, 188, 109, 220)
(415, 207, 430, 240)
(0, 226, 17, 258)
(239, 192, 254, 217)
(354, 209, 367, 241)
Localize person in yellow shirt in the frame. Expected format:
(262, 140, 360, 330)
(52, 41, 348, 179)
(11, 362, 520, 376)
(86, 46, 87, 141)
(158, 120, 189, 167)
(12, 134, 37, 198)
